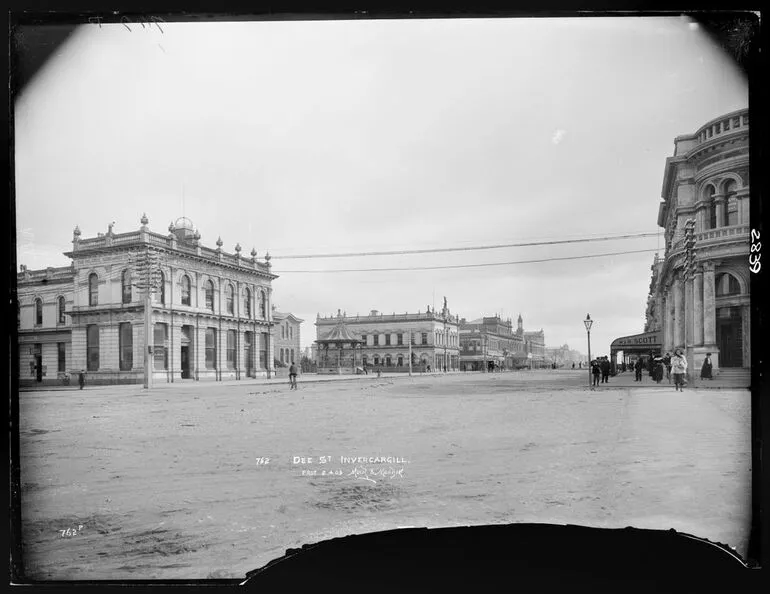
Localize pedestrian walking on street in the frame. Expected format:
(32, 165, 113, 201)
(700, 353, 713, 380)
(671, 349, 687, 391)
(591, 360, 601, 386)
(663, 353, 672, 383)
(634, 358, 643, 382)
(78, 370, 86, 390)
(289, 363, 298, 390)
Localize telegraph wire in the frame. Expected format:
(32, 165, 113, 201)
(270, 231, 661, 260)
(273, 248, 660, 273)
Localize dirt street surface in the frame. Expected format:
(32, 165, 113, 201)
(18, 371, 751, 579)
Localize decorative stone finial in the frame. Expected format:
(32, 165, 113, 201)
(216, 236, 223, 249)
(169, 221, 176, 233)
(265, 251, 272, 267)
(73, 225, 81, 238)
(193, 229, 201, 241)
(141, 213, 149, 226)
(235, 243, 242, 253)
(250, 247, 257, 258)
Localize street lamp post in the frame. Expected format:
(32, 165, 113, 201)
(584, 314, 593, 388)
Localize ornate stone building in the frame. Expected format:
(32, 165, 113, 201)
(646, 108, 750, 374)
(315, 300, 461, 373)
(458, 313, 546, 370)
(17, 215, 277, 385)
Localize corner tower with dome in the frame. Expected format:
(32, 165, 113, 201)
(17, 214, 278, 385)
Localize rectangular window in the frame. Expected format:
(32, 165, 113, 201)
(421, 333, 428, 345)
(57, 342, 66, 373)
(206, 328, 217, 369)
(227, 330, 237, 369)
(154, 323, 168, 370)
(361, 334, 367, 345)
(397, 333, 403, 345)
(119, 322, 133, 371)
(87, 324, 99, 371)
(385, 334, 391, 346)
(373, 334, 379, 346)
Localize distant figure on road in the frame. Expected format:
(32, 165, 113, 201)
(600, 357, 610, 383)
(572, 362, 575, 369)
(634, 359, 643, 382)
(289, 363, 298, 390)
(591, 360, 601, 386)
(78, 370, 86, 390)
(671, 349, 688, 391)
(700, 353, 713, 380)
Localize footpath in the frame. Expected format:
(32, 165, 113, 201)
(603, 370, 750, 390)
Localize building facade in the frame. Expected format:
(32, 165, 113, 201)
(273, 310, 303, 367)
(458, 315, 524, 371)
(315, 301, 461, 373)
(17, 265, 75, 384)
(16, 215, 278, 385)
(646, 108, 750, 373)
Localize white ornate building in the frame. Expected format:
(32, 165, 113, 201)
(17, 215, 277, 385)
(315, 301, 461, 373)
(646, 108, 750, 374)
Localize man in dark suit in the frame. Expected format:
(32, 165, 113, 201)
(600, 357, 610, 383)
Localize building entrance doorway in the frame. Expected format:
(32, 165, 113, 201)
(181, 325, 194, 379)
(35, 355, 43, 382)
(716, 307, 743, 367)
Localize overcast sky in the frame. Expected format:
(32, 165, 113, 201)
(14, 16, 748, 353)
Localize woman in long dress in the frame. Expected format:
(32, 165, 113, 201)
(700, 353, 713, 380)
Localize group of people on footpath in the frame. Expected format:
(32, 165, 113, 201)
(627, 349, 712, 390)
(590, 356, 611, 386)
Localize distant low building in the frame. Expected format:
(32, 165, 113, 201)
(458, 315, 525, 371)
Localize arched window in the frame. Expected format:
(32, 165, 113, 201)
(260, 291, 266, 318)
(122, 269, 132, 304)
(716, 273, 741, 296)
(58, 296, 66, 324)
(87, 324, 100, 371)
(705, 185, 717, 229)
(155, 271, 165, 305)
(724, 179, 738, 226)
(205, 279, 215, 311)
(226, 284, 234, 315)
(244, 288, 252, 318)
(88, 273, 99, 306)
(35, 298, 43, 325)
(181, 275, 191, 306)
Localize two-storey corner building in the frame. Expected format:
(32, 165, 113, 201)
(458, 315, 525, 371)
(523, 329, 546, 367)
(272, 310, 303, 367)
(649, 108, 750, 375)
(17, 214, 278, 386)
(17, 265, 75, 385)
(314, 301, 461, 374)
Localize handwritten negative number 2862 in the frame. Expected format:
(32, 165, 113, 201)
(750, 229, 761, 274)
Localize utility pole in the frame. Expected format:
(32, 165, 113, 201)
(131, 247, 161, 390)
(408, 331, 413, 376)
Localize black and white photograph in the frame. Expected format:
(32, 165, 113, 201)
(9, 10, 763, 589)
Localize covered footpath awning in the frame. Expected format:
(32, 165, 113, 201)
(609, 331, 662, 357)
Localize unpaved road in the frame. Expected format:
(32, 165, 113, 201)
(17, 371, 751, 579)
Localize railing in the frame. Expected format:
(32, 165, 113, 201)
(695, 110, 749, 145)
(317, 312, 460, 323)
(696, 225, 750, 243)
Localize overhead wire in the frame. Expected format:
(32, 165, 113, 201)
(274, 248, 660, 274)
(270, 231, 662, 260)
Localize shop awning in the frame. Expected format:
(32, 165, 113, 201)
(609, 331, 662, 355)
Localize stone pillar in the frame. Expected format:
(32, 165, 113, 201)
(685, 274, 694, 348)
(714, 195, 726, 228)
(702, 261, 717, 346)
(742, 305, 750, 368)
(693, 266, 704, 346)
(673, 274, 685, 348)
(664, 290, 674, 353)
